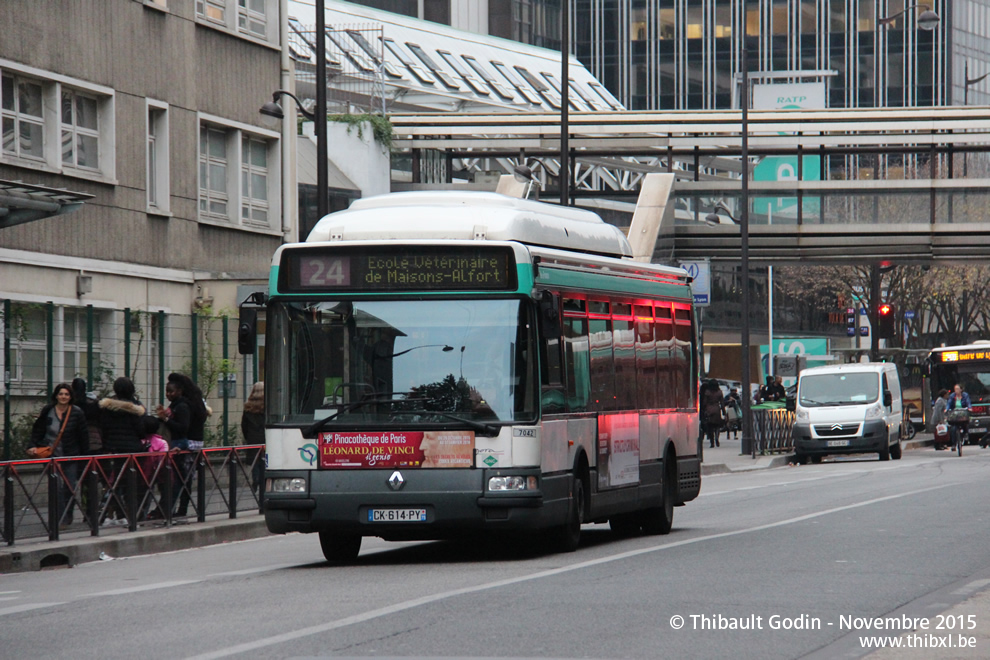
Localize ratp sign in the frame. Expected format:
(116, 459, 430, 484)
(679, 260, 710, 307)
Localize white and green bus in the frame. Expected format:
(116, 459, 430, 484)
(254, 191, 701, 562)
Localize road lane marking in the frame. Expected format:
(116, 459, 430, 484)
(0, 602, 67, 617)
(187, 483, 953, 660)
(83, 580, 202, 597)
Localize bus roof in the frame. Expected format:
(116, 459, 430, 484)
(930, 342, 990, 354)
(307, 191, 634, 258)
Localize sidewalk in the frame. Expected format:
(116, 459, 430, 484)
(1, 434, 934, 574)
(700, 432, 934, 475)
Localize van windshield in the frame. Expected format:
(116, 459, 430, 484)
(799, 373, 880, 407)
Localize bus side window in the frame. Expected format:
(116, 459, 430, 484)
(564, 316, 590, 413)
(539, 293, 565, 414)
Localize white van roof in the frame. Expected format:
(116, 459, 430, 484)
(800, 362, 896, 377)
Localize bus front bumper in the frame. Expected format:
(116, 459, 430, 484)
(264, 468, 570, 540)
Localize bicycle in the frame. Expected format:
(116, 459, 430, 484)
(946, 409, 970, 457)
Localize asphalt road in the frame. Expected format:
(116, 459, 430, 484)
(3, 448, 990, 660)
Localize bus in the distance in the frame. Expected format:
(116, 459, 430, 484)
(926, 343, 990, 444)
(249, 191, 701, 562)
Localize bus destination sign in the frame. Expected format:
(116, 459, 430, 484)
(282, 246, 516, 292)
(939, 350, 988, 363)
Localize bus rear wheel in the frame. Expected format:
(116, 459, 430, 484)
(641, 457, 675, 535)
(319, 531, 362, 563)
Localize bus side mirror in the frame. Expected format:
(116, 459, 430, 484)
(238, 307, 257, 355)
(538, 291, 561, 338)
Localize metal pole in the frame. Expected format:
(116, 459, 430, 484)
(222, 316, 229, 446)
(315, 0, 329, 220)
(124, 308, 131, 379)
(560, 0, 569, 206)
(191, 312, 198, 385)
(46, 302, 53, 400)
(3, 299, 10, 461)
(870, 264, 881, 362)
(86, 304, 94, 387)
(740, 43, 754, 457)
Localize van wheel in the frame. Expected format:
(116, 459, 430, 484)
(879, 437, 891, 461)
(891, 439, 902, 460)
(319, 531, 361, 563)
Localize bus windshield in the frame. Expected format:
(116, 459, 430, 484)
(267, 298, 537, 426)
(798, 373, 879, 406)
(930, 362, 990, 404)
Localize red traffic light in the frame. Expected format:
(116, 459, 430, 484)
(879, 303, 893, 316)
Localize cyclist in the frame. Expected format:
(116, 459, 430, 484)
(946, 383, 971, 450)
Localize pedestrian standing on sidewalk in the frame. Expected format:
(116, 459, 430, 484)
(71, 377, 102, 454)
(241, 381, 265, 497)
(29, 383, 89, 528)
(156, 372, 207, 517)
(98, 377, 146, 526)
(700, 379, 725, 448)
(724, 387, 742, 440)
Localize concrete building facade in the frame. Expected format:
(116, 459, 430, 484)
(1, 0, 287, 401)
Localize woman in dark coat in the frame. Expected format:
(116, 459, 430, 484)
(241, 381, 265, 495)
(29, 383, 89, 526)
(98, 377, 146, 525)
(699, 379, 725, 449)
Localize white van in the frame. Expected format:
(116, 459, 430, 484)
(791, 363, 902, 463)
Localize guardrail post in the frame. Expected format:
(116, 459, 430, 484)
(164, 454, 174, 526)
(126, 459, 138, 531)
(4, 463, 13, 546)
(48, 461, 59, 541)
(87, 460, 99, 536)
(228, 455, 237, 519)
(196, 453, 206, 523)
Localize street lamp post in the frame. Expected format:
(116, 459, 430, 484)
(739, 40, 753, 457)
(259, 1, 329, 222)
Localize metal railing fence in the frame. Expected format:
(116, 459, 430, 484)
(1, 446, 265, 546)
(753, 407, 796, 455)
(2, 300, 261, 460)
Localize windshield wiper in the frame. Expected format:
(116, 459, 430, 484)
(397, 408, 499, 437)
(304, 397, 407, 437)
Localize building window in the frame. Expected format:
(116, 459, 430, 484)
(238, 0, 266, 37)
(241, 135, 268, 225)
(196, 0, 225, 23)
(2, 73, 45, 161)
(61, 88, 100, 171)
(1, 61, 115, 181)
(200, 126, 229, 218)
(147, 101, 170, 213)
(197, 0, 277, 43)
(62, 307, 103, 382)
(198, 117, 279, 232)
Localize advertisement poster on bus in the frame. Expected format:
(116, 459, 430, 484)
(319, 430, 474, 468)
(597, 413, 640, 489)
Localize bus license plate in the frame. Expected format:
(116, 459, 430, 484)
(827, 440, 850, 447)
(369, 508, 427, 522)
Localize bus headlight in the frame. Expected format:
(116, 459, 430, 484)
(865, 404, 883, 420)
(488, 476, 538, 492)
(267, 477, 307, 494)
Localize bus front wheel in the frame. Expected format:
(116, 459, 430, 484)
(552, 473, 584, 553)
(319, 531, 362, 563)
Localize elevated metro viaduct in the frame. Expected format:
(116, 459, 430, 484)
(390, 107, 990, 266)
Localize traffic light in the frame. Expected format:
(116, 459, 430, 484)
(878, 303, 895, 339)
(845, 308, 857, 336)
